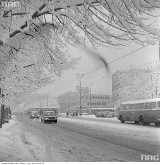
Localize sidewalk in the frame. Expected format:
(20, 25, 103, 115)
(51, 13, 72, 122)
(0, 117, 17, 161)
(0, 116, 45, 162)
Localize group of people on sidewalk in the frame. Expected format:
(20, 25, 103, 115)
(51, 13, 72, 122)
(66, 111, 81, 117)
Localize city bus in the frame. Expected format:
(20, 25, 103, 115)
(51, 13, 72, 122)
(27, 107, 59, 116)
(118, 98, 160, 126)
(38, 107, 59, 116)
(91, 107, 115, 118)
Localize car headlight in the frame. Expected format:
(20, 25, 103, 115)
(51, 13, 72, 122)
(45, 117, 49, 119)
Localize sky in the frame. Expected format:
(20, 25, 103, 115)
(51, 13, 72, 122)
(13, 5, 160, 109)
(36, 41, 160, 98)
(33, 5, 160, 99)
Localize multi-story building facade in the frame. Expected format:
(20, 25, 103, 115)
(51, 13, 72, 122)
(112, 69, 155, 107)
(57, 86, 113, 113)
(81, 94, 113, 108)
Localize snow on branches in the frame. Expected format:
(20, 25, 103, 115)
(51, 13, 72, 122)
(0, 0, 160, 47)
(1, 0, 160, 107)
(112, 69, 153, 107)
(0, 23, 79, 107)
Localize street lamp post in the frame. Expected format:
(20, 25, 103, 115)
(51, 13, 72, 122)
(89, 83, 93, 114)
(47, 93, 49, 107)
(77, 74, 83, 115)
(68, 99, 70, 111)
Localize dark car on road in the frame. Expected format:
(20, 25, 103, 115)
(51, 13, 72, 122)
(30, 111, 39, 119)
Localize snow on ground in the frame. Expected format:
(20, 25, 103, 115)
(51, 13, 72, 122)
(60, 115, 160, 146)
(1, 114, 160, 162)
(0, 115, 47, 162)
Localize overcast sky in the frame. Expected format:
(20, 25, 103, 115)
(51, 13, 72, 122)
(12, 5, 160, 109)
(36, 41, 159, 97)
(34, 7, 160, 98)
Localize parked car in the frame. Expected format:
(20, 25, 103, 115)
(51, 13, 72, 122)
(30, 111, 39, 119)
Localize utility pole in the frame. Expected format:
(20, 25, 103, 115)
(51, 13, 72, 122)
(89, 83, 93, 114)
(47, 94, 49, 107)
(155, 86, 158, 98)
(77, 74, 83, 115)
(159, 39, 160, 61)
(39, 99, 41, 108)
(151, 71, 153, 98)
(68, 98, 70, 112)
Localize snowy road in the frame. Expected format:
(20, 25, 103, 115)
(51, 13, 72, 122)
(0, 114, 160, 162)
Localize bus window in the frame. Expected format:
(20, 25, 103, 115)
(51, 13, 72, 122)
(149, 102, 156, 109)
(129, 104, 134, 110)
(144, 102, 149, 109)
(122, 105, 126, 110)
(158, 101, 160, 108)
(139, 103, 144, 110)
(119, 105, 123, 111)
(126, 104, 130, 110)
(134, 104, 139, 110)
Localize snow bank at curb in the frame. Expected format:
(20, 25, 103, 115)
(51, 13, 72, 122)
(0, 115, 47, 162)
(0, 117, 16, 132)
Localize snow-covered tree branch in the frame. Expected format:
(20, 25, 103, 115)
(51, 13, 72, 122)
(0, 0, 160, 47)
(0, 23, 79, 108)
(112, 69, 153, 107)
(1, 0, 160, 108)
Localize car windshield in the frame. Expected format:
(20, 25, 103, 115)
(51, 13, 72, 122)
(31, 111, 38, 115)
(44, 112, 55, 116)
(97, 111, 109, 115)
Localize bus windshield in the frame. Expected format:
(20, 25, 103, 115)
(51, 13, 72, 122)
(44, 111, 56, 116)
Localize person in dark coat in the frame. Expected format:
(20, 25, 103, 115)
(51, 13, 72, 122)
(66, 111, 69, 117)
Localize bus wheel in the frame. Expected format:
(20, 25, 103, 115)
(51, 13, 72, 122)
(154, 122, 160, 126)
(139, 115, 144, 124)
(143, 122, 150, 125)
(119, 116, 124, 123)
(134, 121, 139, 124)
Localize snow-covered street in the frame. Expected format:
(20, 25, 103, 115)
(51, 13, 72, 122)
(0, 114, 160, 162)
(0, 116, 48, 162)
(1, 0, 160, 163)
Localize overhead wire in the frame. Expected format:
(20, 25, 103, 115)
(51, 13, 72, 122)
(53, 45, 157, 94)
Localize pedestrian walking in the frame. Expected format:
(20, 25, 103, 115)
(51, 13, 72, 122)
(66, 111, 69, 117)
